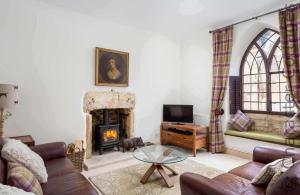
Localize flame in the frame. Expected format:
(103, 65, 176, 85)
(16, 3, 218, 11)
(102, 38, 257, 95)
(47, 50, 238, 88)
(103, 129, 118, 142)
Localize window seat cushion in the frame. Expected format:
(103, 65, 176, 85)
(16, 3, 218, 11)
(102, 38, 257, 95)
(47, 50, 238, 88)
(225, 130, 300, 147)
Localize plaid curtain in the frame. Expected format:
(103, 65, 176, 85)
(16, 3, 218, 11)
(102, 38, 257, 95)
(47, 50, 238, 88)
(279, 5, 300, 111)
(209, 26, 233, 153)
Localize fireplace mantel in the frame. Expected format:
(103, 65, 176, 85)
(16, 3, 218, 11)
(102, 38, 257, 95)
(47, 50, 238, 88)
(83, 91, 135, 159)
(83, 91, 135, 113)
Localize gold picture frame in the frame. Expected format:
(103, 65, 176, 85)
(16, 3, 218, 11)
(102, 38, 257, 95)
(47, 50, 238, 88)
(95, 47, 129, 87)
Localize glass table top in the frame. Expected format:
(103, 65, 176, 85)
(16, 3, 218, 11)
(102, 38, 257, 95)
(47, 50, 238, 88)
(133, 145, 187, 164)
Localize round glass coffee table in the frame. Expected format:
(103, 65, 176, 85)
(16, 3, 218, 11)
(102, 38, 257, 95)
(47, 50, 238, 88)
(133, 145, 187, 188)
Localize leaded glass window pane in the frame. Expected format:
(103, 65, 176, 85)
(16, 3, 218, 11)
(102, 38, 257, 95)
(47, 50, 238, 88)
(241, 29, 296, 114)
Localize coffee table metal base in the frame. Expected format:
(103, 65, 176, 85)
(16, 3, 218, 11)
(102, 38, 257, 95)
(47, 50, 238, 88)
(140, 164, 178, 188)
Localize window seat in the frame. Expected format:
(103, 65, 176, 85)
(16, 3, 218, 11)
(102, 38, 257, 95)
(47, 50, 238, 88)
(225, 130, 300, 147)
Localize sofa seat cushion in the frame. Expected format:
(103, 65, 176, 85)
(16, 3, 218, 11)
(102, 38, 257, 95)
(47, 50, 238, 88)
(225, 130, 300, 146)
(214, 173, 265, 195)
(44, 158, 76, 178)
(229, 162, 265, 181)
(42, 172, 98, 195)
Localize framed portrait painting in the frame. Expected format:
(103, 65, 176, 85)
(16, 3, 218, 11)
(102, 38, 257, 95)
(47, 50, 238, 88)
(95, 47, 129, 87)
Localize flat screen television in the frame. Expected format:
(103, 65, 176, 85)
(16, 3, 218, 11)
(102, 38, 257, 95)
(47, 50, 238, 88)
(163, 104, 193, 123)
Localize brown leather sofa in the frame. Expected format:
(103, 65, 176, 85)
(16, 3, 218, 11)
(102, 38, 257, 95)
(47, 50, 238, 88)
(0, 142, 98, 195)
(180, 146, 300, 195)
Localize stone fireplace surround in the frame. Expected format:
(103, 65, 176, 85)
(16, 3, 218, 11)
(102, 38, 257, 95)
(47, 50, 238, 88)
(83, 91, 135, 159)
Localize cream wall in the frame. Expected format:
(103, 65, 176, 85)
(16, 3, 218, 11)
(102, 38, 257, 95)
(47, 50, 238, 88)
(0, 0, 181, 144)
(180, 13, 290, 153)
(180, 29, 212, 125)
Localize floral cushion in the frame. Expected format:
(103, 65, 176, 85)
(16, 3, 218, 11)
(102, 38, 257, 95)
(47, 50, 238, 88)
(0, 184, 35, 195)
(252, 158, 293, 185)
(1, 139, 48, 183)
(229, 110, 253, 131)
(283, 112, 300, 138)
(266, 160, 298, 195)
(265, 170, 284, 195)
(7, 162, 43, 195)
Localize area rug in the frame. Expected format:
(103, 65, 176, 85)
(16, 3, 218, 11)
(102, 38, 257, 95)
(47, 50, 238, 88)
(89, 159, 224, 195)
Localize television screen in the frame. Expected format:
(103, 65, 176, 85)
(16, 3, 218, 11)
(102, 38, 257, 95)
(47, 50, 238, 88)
(163, 104, 193, 123)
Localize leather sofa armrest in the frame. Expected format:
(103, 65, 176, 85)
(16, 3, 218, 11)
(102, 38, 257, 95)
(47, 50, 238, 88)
(180, 172, 238, 195)
(253, 146, 300, 164)
(30, 142, 66, 161)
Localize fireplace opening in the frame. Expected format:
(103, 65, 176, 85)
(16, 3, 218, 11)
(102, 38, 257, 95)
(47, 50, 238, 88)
(91, 108, 129, 154)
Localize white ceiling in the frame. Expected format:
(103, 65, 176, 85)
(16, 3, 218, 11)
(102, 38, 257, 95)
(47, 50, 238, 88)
(37, 0, 294, 39)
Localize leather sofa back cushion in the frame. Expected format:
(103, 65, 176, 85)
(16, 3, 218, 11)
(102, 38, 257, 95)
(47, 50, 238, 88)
(253, 146, 300, 164)
(0, 138, 6, 184)
(268, 161, 300, 195)
(0, 158, 6, 184)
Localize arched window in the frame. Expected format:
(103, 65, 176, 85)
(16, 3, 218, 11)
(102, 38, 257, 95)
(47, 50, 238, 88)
(241, 28, 296, 114)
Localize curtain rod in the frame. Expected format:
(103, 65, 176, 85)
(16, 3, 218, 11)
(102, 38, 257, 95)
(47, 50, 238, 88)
(209, 3, 300, 34)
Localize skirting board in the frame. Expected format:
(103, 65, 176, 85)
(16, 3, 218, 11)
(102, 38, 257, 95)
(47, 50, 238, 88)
(225, 148, 252, 160)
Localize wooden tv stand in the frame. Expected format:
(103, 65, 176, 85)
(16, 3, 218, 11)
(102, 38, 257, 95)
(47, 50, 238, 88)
(160, 122, 208, 157)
